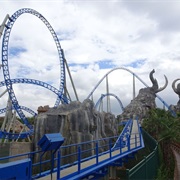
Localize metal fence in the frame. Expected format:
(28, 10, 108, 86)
(0, 119, 144, 179)
(126, 129, 159, 180)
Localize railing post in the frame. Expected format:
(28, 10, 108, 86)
(28, 152, 33, 164)
(96, 141, 99, 164)
(57, 150, 61, 179)
(119, 137, 122, 154)
(126, 169, 130, 180)
(127, 135, 130, 151)
(109, 139, 112, 158)
(135, 134, 137, 147)
(78, 146, 81, 173)
(139, 131, 142, 147)
(144, 156, 147, 179)
(39, 152, 45, 176)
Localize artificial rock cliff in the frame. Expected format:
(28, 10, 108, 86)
(33, 99, 118, 151)
(119, 87, 157, 121)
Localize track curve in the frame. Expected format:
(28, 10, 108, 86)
(0, 106, 37, 116)
(87, 67, 175, 116)
(1, 8, 65, 130)
(0, 78, 69, 104)
(95, 93, 124, 112)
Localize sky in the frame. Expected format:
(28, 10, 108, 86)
(0, 0, 180, 117)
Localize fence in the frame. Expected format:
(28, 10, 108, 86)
(0, 121, 143, 179)
(126, 129, 159, 180)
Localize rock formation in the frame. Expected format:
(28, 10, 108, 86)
(34, 99, 118, 151)
(33, 69, 169, 167)
(118, 69, 168, 122)
(37, 105, 49, 114)
(33, 99, 118, 165)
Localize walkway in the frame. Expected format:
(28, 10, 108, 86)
(39, 119, 143, 180)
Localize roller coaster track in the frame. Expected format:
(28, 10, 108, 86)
(0, 118, 145, 179)
(0, 78, 69, 104)
(87, 67, 176, 116)
(0, 78, 69, 119)
(0, 126, 33, 139)
(95, 93, 124, 111)
(87, 67, 145, 99)
(0, 106, 36, 116)
(0, 8, 66, 139)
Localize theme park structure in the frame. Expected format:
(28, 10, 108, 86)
(0, 8, 180, 180)
(0, 8, 168, 142)
(0, 8, 78, 141)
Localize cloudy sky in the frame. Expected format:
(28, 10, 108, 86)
(0, 0, 180, 117)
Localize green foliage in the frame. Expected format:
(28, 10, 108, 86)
(156, 145, 167, 180)
(142, 108, 180, 143)
(27, 116, 35, 125)
(142, 108, 179, 179)
(118, 125, 124, 134)
(16, 116, 35, 125)
(156, 165, 169, 180)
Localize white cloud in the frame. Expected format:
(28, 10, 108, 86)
(0, 0, 180, 118)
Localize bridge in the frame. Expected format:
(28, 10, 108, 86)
(39, 118, 143, 180)
(0, 118, 144, 180)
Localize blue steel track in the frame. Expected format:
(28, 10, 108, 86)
(1, 8, 66, 139)
(0, 8, 174, 179)
(95, 93, 124, 111)
(0, 8, 175, 141)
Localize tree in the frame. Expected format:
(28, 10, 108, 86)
(142, 108, 180, 179)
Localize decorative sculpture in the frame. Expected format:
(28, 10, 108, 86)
(170, 79, 180, 113)
(118, 69, 168, 121)
(172, 78, 180, 105)
(149, 69, 168, 93)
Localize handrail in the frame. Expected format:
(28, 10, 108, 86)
(111, 119, 133, 150)
(126, 129, 158, 179)
(0, 119, 144, 179)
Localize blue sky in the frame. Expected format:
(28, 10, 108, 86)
(69, 60, 115, 69)
(0, 0, 180, 116)
(125, 59, 146, 68)
(9, 47, 27, 57)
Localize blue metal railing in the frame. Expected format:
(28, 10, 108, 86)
(56, 121, 144, 180)
(112, 119, 133, 150)
(0, 119, 144, 179)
